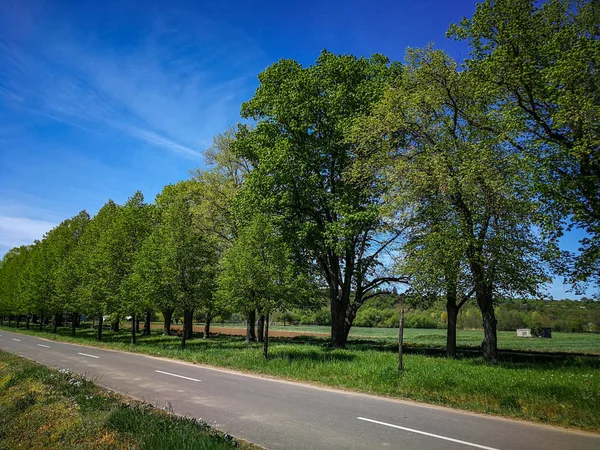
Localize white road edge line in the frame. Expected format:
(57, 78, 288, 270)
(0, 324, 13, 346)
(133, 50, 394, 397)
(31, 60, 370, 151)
(12, 338, 21, 342)
(77, 352, 100, 359)
(155, 370, 201, 382)
(357, 417, 500, 450)
(37, 344, 51, 348)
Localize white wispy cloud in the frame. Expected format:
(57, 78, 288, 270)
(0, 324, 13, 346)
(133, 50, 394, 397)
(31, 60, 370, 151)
(0, 2, 264, 159)
(0, 216, 56, 251)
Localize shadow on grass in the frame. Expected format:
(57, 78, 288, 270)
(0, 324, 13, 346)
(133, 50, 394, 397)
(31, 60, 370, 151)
(4, 323, 599, 368)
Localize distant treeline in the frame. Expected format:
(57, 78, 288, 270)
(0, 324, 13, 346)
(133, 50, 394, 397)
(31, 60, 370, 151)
(269, 297, 600, 333)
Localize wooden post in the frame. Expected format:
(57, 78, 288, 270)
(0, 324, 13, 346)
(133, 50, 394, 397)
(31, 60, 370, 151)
(398, 302, 405, 373)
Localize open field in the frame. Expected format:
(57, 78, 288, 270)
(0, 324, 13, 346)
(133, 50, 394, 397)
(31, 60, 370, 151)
(155, 323, 600, 355)
(0, 350, 253, 450)
(2, 323, 599, 431)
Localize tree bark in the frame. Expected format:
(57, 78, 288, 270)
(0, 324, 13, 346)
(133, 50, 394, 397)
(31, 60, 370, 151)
(446, 302, 458, 358)
(479, 296, 499, 363)
(26, 315, 30, 330)
(144, 311, 151, 335)
(97, 314, 103, 341)
(135, 318, 140, 333)
(71, 313, 77, 336)
(56, 314, 63, 327)
(163, 308, 174, 335)
(39, 314, 44, 331)
(111, 317, 120, 332)
(131, 313, 137, 345)
(263, 312, 270, 359)
(329, 286, 355, 348)
(245, 310, 256, 342)
(257, 314, 265, 343)
(53, 314, 58, 333)
(8, 315, 12, 327)
(184, 310, 194, 339)
(398, 307, 405, 372)
(16, 315, 20, 328)
(181, 314, 187, 349)
(203, 315, 211, 339)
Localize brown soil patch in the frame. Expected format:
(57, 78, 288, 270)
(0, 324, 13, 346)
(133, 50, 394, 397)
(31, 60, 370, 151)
(149, 323, 329, 338)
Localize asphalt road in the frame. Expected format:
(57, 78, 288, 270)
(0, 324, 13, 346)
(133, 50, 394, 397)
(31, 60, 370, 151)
(0, 329, 598, 450)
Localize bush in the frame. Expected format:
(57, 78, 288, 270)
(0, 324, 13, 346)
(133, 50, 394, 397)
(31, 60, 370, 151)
(404, 312, 437, 329)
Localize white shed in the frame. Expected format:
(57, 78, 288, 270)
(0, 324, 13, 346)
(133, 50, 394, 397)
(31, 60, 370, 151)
(516, 328, 532, 337)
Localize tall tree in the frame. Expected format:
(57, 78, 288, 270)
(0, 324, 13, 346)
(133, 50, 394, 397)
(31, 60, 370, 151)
(151, 182, 218, 348)
(235, 51, 406, 348)
(78, 200, 119, 340)
(191, 127, 255, 339)
(217, 214, 315, 358)
(449, 0, 600, 291)
(355, 47, 554, 362)
(54, 211, 90, 336)
(111, 192, 152, 345)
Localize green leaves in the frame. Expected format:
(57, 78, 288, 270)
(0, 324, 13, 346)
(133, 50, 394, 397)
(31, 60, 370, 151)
(450, 0, 600, 289)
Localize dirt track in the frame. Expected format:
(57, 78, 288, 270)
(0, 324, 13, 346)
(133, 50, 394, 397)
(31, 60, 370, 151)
(149, 323, 330, 338)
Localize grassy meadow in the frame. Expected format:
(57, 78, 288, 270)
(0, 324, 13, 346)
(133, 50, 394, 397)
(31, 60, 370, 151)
(1, 323, 599, 431)
(208, 323, 600, 354)
(0, 350, 255, 450)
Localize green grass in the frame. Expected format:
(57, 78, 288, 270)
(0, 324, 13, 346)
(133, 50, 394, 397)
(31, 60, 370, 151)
(0, 350, 254, 449)
(2, 324, 600, 432)
(207, 323, 600, 354)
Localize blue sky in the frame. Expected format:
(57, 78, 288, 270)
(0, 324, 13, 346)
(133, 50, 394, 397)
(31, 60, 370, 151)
(0, 0, 592, 298)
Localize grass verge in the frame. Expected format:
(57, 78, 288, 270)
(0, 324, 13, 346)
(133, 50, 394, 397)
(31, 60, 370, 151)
(0, 349, 256, 450)
(1, 324, 599, 432)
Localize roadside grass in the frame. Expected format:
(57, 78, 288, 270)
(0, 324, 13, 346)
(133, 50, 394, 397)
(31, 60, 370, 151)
(204, 323, 600, 354)
(0, 350, 254, 449)
(2, 324, 599, 432)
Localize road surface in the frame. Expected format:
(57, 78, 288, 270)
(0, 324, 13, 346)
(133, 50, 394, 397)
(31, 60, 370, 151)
(0, 329, 598, 450)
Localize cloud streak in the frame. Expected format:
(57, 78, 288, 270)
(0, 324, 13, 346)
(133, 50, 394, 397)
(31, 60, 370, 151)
(0, 1, 264, 159)
(0, 216, 56, 252)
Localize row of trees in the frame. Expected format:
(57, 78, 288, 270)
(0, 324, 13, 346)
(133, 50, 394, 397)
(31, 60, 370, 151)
(1, 0, 598, 363)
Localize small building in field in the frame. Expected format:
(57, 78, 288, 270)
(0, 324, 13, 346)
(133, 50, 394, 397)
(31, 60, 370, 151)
(516, 328, 532, 337)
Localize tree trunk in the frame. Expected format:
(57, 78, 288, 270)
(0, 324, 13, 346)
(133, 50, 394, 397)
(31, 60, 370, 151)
(184, 310, 194, 339)
(203, 315, 211, 339)
(97, 314, 103, 341)
(330, 288, 354, 348)
(39, 314, 44, 331)
(0, 315, 3, 326)
(92, 316, 95, 329)
(398, 307, 405, 372)
(181, 314, 187, 349)
(53, 314, 58, 333)
(163, 308, 173, 335)
(446, 302, 458, 358)
(111, 317, 120, 332)
(75, 314, 81, 327)
(131, 313, 137, 345)
(245, 310, 256, 342)
(479, 297, 499, 363)
(16, 315, 20, 328)
(56, 314, 63, 327)
(257, 314, 265, 343)
(144, 311, 151, 335)
(26, 315, 30, 330)
(263, 312, 270, 359)
(71, 313, 77, 337)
